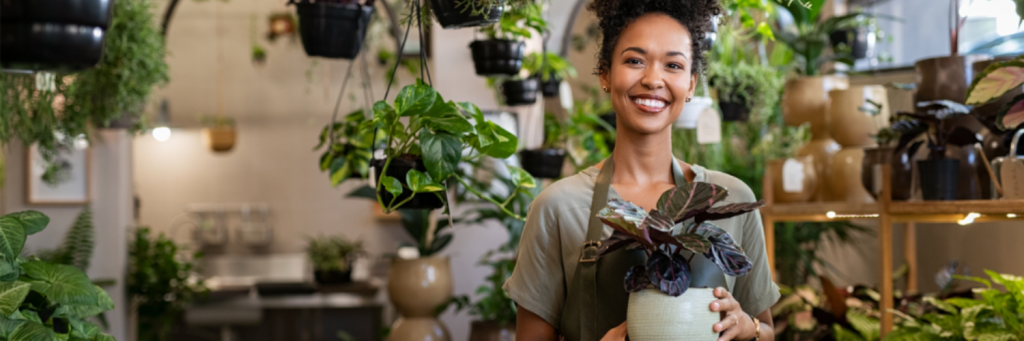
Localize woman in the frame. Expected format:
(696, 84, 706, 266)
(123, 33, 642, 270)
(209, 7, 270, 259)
(503, 0, 779, 340)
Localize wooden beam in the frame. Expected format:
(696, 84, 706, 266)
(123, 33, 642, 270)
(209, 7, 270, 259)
(880, 166, 894, 336)
(905, 222, 918, 293)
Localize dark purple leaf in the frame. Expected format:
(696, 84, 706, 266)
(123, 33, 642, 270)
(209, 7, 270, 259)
(656, 183, 729, 222)
(647, 226, 682, 249)
(692, 201, 766, 224)
(597, 231, 641, 257)
(916, 100, 972, 120)
(597, 199, 653, 247)
(641, 210, 674, 232)
(624, 265, 652, 293)
(646, 251, 691, 297)
(674, 233, 712, 254)
(694, 222, 753, 276)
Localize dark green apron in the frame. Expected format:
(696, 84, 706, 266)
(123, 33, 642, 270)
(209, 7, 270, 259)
(559, 157, 727, 340)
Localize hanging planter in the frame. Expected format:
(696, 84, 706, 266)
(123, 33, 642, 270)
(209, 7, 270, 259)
(829, 26, 873, 60)
(202, 116, 237, 153)
(291, 0, 374, 59)
(0, 0, 113, 71)
(540, 76, 560, 98)
(501, 78, 538, 106)
(372, 158, 445, 210)
(470, 39, 525, 76)
(708, 61, 783, 123)
(523, 52, 576, 98)
(519, 148, 565, 179)
(429, 0, 502, 29)
(718, 94, 750, 122)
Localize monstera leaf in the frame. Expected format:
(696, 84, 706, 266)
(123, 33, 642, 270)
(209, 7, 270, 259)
(656, 182, 729, 223)
(597, 199, 653, 247)
(694, 222, 753, 276)
(646, 251, 691, 297)
(966, 57, 1024, 105)
(995, 93, 1024, 130)
(624, 265, 652, 293)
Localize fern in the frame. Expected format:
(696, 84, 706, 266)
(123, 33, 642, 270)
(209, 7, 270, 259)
(52, 205, 95, 271)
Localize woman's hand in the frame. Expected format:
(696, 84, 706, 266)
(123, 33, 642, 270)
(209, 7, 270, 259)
(600, 321, 628, 341)
(710, 287, 756, 341)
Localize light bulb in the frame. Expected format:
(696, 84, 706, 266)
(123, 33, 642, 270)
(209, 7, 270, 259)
(152, 127, 171, 142)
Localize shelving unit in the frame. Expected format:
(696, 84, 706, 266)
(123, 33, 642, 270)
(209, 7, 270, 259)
(759, 165, 1024, 336)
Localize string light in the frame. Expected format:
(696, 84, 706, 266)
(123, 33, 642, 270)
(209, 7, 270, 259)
(826, 211, 879, 219)
(958, 212, 981, 226)
(1009, 213, 1018, 218)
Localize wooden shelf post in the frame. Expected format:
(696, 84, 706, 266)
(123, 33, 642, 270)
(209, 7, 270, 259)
(880, 167, 894, 336)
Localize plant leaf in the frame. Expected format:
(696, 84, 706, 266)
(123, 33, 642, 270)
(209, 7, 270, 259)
(381, 176, 403, 198)
(693, 201, 766, 224)
(597, 199, 653, 247)
(694, 222, 753, 276)
(966, 58, 1024, 105)
(641, 210, 675, 232)
(329, 157, 349, 186)
(422, 115, 474, 135)
(420, 130, 462, 182)
(481, 122, 518, 159)
(624, 265, 652, 293)
(406, 170, 445, 193)
(507, 166, 537, 189)
(8, 211, 48, 235)
(0, 216, 27, 260)
(69, 318, 100, 339)
(8, 320, 56, 341)
(995, 94, 1024, 130)
(0, 315, 25, 339)
(656, 182, 729, 223)
(597, 231, 640, 257)
(372, 100, 397, 129)
(55, 285, 114, 319)
(646, 251, 690, 297)
(0, 282, 30, 317)
(395, 80, 437, 116)
(674, 233, 712, 254)
(22, 261, 98, 306)
(646, 225, 682, 250)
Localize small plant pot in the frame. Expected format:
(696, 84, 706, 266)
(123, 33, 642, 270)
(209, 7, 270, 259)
(429, 0, 502, 29)
(314, 269, 353, 284)
(627, 288, 719, 340)
(918, 159, 960, 201)
(520, 149, 566, 179)
(718, 97, 750, 122)
(540, 77, 561, 98)
(469, 39, 525, 76)
(203, 127, 237, 153)
(372, 158, 445, 210)
(292, 1, 373, 59)
(829, 27, 872, 60)
(501, 78, 538, 106)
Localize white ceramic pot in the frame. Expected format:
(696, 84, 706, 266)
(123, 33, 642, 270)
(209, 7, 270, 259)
(676, 96, 714, 129)
(627, 288, 718, 341)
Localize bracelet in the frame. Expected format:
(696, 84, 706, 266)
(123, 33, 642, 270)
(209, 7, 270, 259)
(750, 315, 761, 341)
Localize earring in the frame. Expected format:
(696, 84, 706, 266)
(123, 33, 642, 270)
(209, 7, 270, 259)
(685, 97, 692, 103)
(602, 86, 609, 93)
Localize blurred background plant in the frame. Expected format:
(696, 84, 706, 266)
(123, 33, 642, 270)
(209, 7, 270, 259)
(128, 228, 207, 341)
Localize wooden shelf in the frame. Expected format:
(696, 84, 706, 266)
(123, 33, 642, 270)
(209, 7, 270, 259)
(763, 202, 879, 221)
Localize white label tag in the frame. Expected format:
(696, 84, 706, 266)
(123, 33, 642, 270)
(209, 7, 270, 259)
(696, 108, 721, 144)
(872, 164, 884, 196)
(559, 80, 574, 111)
(1001, 160, 1024, 199)
(782, 158, 805, 193)
(35, 72, 55, 92)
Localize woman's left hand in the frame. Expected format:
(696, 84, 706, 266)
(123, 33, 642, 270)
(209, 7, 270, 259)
(710, 287, 756, 341)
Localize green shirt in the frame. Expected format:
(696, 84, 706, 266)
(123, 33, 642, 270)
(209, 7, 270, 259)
(503, 163, 781, 328)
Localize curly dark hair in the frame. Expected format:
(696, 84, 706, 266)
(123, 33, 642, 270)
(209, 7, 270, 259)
(588, 0, 721, 76)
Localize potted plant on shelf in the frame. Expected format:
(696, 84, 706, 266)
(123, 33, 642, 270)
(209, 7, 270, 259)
(202, 115, 237, 153)
(307, 235, 365, 284)
(523, 51, 577, 98)
(469, 2, 545, 76)
(861, 117, 926, 200)
(129, 227, 208, 341)
(707, 60, 783, 122)
(913, 0, 992, 105)
(316, 109, 375, 186)
(519, 113, 568, 179)
(896, 101, 981, 201)
(290, 0, 374, 59)
(595, 182, 763, 340)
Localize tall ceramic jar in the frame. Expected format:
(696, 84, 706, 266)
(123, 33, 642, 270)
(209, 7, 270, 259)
(769, 157, 817, 203)
(627, 288, 719, 341)
(783, 75, 849, 201)
(826, 86, 890, 203)
(387, 256, 454, 341)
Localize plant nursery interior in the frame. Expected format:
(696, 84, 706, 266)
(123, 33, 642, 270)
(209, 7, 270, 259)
(3, 0, 1024, 340)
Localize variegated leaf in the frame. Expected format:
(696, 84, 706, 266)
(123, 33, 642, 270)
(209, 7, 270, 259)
(624, 265, 652, 293)
(656, 182, 729, 222)
(995, 94, 1024, 130)
(966, 58, 1024, 105)
(647, 226, 681, 249)
(693, 200, 766, 224)
(641, 210, 675, 232)
(597, 231, 641, 257)
(674, 233, 712, 254)
(646, 251, 690, 297)
(694, 222, 753, 276)
(598, 200, 652, 247)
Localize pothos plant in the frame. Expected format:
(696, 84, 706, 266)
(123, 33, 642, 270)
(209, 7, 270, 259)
(965, 54, 1024, 131)
(478, 1, 546, 40)
(595, 182, 764, 296)
(0, 211, 116, 341)
(371, 79, 535, 218)
(316, 110, 375, 186)
(523, 52, 577, 82)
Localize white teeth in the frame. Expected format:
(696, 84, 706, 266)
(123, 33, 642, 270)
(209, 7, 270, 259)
(633, 98, 666, 109)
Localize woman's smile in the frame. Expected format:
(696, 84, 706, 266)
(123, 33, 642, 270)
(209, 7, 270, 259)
(630, 94, 671, 113)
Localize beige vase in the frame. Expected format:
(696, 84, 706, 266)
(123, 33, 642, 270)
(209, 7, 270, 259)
(469, 321, 515, 341)
(827, 86, 891, 148)
(796, 139, 842, 201)
(387, 256, 453, 341)
(202, 126, 236, 152)
(829, 148, 874, 203)
(769, 157, 817, 203)
(782, 75, 850, 138)
(627, 288, 719, 341)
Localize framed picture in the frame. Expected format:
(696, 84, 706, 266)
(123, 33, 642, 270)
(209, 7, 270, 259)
(26, 144, 90, 205)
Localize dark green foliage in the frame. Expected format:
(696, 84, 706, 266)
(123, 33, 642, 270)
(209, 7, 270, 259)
(128, 228, 206, 341)
(307, 235, 364, 272)
(44, 206, 95, 272)
(708, 60, 784, 119)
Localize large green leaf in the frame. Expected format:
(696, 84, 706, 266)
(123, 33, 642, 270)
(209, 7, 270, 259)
(381, 176, 403, 198)
(0, 259, 19, 281)
(94, 332, 115, 341)
(0, 315, 26, 339)
(422, 115, 474, 135)
(54, 285, 114, 319)
(482, 122, 518, 159)
(420, 130, 462, 182)
(395, 80, 437, 116)
(7, 211, 49, 236)
(966, 58, 1024, 105)
(507, 166, 536, 189)
(69, 318, 100, 339)
(0, 216, 27, 260)
(0, 282, 30, 317)
(656, 182, 729, 222)
(406, 170, 445, 193)
(329, 157, 349, 187)
(9, 320, 57, 341)
(21, 261, 98, 306)
(372, 101, 397, 129)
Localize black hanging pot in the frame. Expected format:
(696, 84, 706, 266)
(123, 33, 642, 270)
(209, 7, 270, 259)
(520, 149, 566, 179)
(469, 39, 525, 76)
(314, 269, 353, 284)
(292, 0, 374, 59)
(371, 158, 445, 210)
(429, 0, 502, 29)
(541, 76, 561, 98)
(501, 78, 538, 106)
(0, 0, 113, 71)
(829, 26, 871, 60)
(718, 94, 751, 122)
(917, 158, 960, 201)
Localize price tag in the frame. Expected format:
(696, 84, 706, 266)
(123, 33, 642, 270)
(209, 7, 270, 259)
(1001, 159, 1024, 199)
(696, 108, 721, 144)
(35, 72, 55, 92)
(782, 158, 805, 193)
(559, 80, 574, 111)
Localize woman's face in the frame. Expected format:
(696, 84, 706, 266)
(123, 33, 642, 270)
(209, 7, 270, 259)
(599, 12, 697, 136)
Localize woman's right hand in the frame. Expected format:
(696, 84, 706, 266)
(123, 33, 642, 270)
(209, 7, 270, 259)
(600, 321, 628, 341)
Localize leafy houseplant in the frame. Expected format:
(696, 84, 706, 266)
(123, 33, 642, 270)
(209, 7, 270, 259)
(469, 2, 544, 76)
(128, 228, 207, 341)
(523, 52, 577, 98)
(0, 0, 168, 176)
(519, 113, 569, 179)
(708, 60, 784, 122)
(307, 235, 365, 284)
(201, 115, 236, 153)
(896, 101, 980, 200)
(428, 0, 503, 29)
(316, 110, 375, 186)
(37, 206, 95, 272)
(0, 210, 116, 341)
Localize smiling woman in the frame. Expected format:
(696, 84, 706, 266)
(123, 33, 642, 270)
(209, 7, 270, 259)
(503, 0, 781, 340)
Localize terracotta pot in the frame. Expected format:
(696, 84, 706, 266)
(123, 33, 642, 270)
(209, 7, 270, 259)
(769, 157, 817, 203)
(796, 138, 842, 201)
(861, 146, 893, 200)
(387, 257, 453, 341)
(829, 148, 874, 203)
(827, 85, 891, 148)
(627, 288, 718, 341)
(203, 127, 236, 152)
(782, 75, 849, 138)
(914, 54, 992, 104)
(469, 321, 515, 341)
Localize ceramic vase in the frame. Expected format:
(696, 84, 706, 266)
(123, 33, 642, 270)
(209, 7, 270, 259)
(829, 148, 874, 203)
(781, 75, 849, 137)
(861, 146, 893, 200)
(469, 321, 515, 341)
(826, 86, 891, 147)
(914, 54, 991, 104)
(387, 257, 454, 341)
(796, 139, 842, 201)
(769, 157, 817, 203)
(627, 288, 719, 341)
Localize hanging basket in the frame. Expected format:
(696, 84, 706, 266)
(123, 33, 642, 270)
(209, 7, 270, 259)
(718, 91, 750, 122)
(501, 78, 538, 106)
(292, 0, 374, 59)
(0, 0, 113, 71)
(429, 0, 502, 29)
(520, 149, 565, 179)
(469, 39, 525, 76)
(372, 158, 445, 210)
(540, 76, 560, 98)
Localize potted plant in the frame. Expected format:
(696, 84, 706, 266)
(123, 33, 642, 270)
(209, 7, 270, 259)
(129, 227, 208, 341)
(499, 77, 540, 106)
(523, 51, 577, 98)
(307, 235, 365, 284)
(0, 0, 112, 71)
(469, 2, 545, 76)
(430, 0, 503, 29)
(594, 182, 763, 339)
(201, 115, 237, 153)
(316, 110, 375, 186)
(446, 259, 517, 341)
(519, 113, 568, 179)
(896, 101, 981, 201)
(708, 60, 783, 122)
(861, 117, 925, 200)
(914, 0, 991, 105)
(385, 209, 458, 341)
(290, 0, 374, 59)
